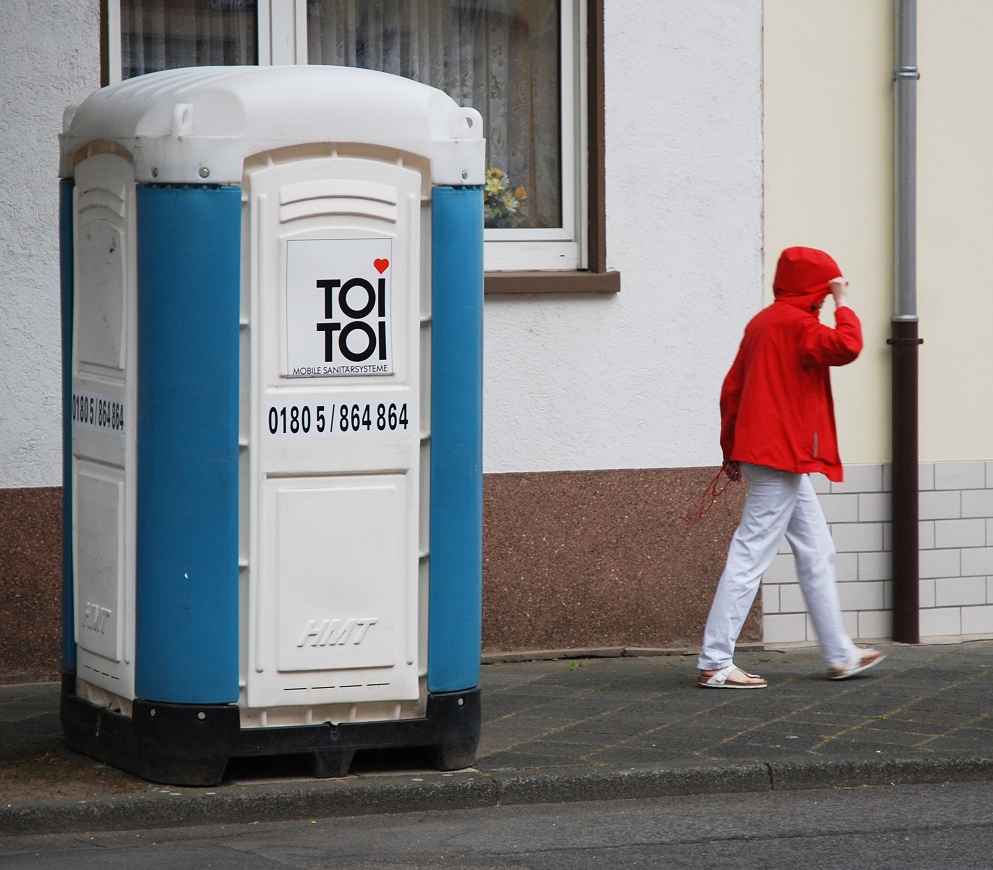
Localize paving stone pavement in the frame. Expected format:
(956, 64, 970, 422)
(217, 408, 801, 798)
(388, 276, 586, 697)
(3, 640, 993, 836)
(478, 642, 993, 766)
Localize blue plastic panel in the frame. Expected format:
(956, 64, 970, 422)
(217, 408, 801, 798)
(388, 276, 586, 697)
(60, 179, 76, 672)
(428, 186, 484, 694)
(134, 184, 241, 704)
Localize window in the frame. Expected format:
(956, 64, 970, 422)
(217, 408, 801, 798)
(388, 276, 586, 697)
(104, 0, 616, 291)
(117, 0, 258, 79)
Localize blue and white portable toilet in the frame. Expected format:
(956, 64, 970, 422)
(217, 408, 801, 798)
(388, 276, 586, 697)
(59, 66, 484, 786)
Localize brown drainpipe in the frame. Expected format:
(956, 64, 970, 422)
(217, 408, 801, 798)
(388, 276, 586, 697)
(889, 0, 921, 643)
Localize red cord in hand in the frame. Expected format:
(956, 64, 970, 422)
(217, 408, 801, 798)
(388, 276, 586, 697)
(685, 462, 739, 526)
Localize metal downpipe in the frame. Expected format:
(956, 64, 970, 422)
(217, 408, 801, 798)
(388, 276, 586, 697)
(890, 0, 922, 643)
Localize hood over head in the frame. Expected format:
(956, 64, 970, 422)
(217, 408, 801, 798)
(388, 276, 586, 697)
(773, 246, 841, 314)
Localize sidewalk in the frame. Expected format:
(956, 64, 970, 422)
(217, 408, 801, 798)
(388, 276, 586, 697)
(4, 641, 993, 837)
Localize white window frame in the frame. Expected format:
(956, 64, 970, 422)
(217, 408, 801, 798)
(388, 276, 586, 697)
(482, 2, 588, 272)
(106, 0, 588, 272)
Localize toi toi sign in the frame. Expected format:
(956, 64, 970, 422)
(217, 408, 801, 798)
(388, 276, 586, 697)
(285, 237, 394, 378)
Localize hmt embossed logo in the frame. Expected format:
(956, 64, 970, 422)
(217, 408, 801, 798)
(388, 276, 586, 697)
(297, 617, 379, 648)
(82, 602, 112, 634)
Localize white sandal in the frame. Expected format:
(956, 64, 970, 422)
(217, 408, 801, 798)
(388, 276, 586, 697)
(698, 664, 767, 689)
(829, 649, 885, 680)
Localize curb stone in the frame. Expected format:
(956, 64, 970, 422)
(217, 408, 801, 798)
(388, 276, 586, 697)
(5, 756, 993, 837)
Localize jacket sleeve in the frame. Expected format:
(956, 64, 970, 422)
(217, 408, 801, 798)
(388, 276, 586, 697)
(719, 347, 745, 460)
(800, 305, 863, 367)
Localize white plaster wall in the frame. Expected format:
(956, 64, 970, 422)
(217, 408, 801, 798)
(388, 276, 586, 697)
(482, 0, 764, 473)
(2, 1, 762, 485)
(0, 0, 100, 488)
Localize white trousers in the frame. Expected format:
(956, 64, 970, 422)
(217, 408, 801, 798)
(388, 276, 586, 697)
(698, 463, 857, 671)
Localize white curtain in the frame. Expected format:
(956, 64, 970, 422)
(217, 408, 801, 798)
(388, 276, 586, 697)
(307, 0, 561, 229)
(121, 0, 257, 80)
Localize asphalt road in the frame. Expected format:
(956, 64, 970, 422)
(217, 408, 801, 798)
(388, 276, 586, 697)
(3, 780, 993, 868)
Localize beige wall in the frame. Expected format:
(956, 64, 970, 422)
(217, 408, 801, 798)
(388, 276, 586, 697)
(916, 1, 993, 462)
(764, 0, 893, 466)
(766, 0, 993, 466)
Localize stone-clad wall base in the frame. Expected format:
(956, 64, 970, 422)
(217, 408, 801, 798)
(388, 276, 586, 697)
(482, 468, 754, 654)
(0, 487, 63, 683)
(763, 462, 993, 646)
(0, 470, 752, 683)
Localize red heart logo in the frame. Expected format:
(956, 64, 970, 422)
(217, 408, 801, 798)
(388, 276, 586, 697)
(374, 258, 390, 274)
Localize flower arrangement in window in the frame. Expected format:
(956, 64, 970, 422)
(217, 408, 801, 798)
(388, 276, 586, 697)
(483, 167, 528, 228)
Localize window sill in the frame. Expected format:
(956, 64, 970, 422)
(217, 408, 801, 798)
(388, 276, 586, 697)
(484, 270, 620, 295)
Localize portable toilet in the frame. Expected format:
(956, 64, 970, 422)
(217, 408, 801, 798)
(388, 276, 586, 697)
(59, 65, 484, 786)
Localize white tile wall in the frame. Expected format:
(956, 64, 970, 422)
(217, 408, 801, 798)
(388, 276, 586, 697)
(963, 490, 993, 517)
(934, 518, 986, 549)
(836, 552, 858, 580)
(837, 580, 886, 610)
(858, 610, 891, 639)
(858, 492, 892, 522)
(819, 493, 859, 523)
(831, 465, 885, 493)
(779, 583, 807, 613)
(962, 547, 993, 576)
(920, 548, 961, 579)
(934, 462, 986, 491)
(858, 551, 891, 582)
(963, 605, 993, 634)
(761, 462, 993, 645)
(919, 607, 962, 637)
(935, 575, 987, 607)
(920, 490, 961, 520)
(764, 613, 807, 643)
(832, 522, 885, 553)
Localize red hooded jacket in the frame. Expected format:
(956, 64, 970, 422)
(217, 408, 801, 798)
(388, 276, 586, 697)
(720, 247, 863, 483)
